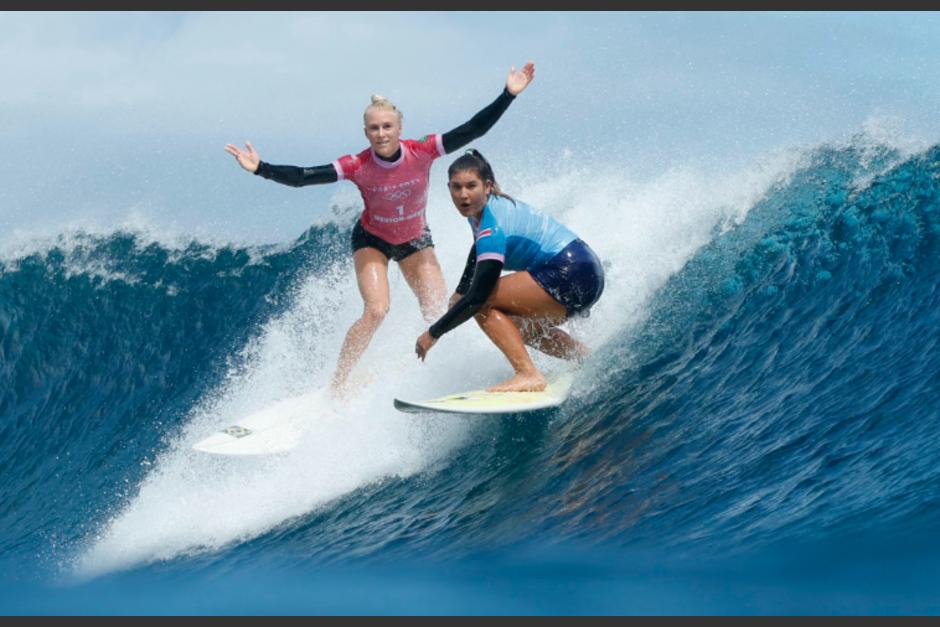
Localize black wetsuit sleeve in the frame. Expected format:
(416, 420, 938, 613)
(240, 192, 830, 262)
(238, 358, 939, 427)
(254, 161, 339, 187)
(441, 88, 516, 154)
(455, 246, 478, 295)
(429, 257, 503, 339)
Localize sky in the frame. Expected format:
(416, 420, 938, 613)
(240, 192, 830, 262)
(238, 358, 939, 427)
(2, 11, 940, 246)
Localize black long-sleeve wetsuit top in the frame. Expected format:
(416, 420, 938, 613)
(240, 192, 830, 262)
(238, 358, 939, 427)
(253, 88, 517, 185)
(428, 245, 504, 339)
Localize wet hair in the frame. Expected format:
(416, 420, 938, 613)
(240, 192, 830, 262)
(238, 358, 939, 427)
(447, 149, 514, 202)
(364, 94, 403, 125)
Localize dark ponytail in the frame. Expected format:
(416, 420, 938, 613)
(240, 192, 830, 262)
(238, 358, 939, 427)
(447, 149, 515, 203)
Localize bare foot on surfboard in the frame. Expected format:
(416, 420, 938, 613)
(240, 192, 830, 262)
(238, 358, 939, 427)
(487, 372, 547, 393)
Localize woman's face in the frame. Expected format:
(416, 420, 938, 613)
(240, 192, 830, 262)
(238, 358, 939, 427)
(448, 169, 493, 219)
(363, 108, 402, 158)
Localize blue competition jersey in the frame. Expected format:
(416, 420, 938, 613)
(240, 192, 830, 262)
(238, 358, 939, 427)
(470, 194, 578, 271)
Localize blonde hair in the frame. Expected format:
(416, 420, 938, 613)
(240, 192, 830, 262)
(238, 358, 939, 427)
(363, 94, 403, 125)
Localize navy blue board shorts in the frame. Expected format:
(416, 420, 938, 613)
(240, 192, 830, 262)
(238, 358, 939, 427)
(530, 239, 605, 318)
(351, 219, 434, 262)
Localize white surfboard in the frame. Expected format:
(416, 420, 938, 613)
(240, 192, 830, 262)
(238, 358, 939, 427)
(192, 392, 328, 456)
(393, 371, 575, 415)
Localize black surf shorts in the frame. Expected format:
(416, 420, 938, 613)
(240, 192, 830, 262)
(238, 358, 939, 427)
(351, 219, 434, 262)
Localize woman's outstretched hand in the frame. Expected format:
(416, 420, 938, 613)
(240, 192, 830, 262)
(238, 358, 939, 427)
(505, 61, 536, 96)
(224, 141, 261, 173)
(415, 330, 437, 362)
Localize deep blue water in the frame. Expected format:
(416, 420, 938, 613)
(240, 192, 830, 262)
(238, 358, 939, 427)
(2, 141, 940, 614)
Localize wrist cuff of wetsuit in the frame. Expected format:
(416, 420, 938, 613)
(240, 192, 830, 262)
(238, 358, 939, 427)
(428, 324, 444, 340)
(253, 161, 265, 175)
(502, 87, 516, 99)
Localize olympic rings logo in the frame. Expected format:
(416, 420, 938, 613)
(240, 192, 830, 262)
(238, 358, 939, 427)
(385, 189, 413, 201)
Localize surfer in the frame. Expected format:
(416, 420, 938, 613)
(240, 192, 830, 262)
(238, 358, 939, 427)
(225, 62, 536, 397)
(414, 150, 605, 392)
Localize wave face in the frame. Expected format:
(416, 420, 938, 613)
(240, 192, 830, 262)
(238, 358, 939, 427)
(2, 141, 940, 613)
(0, 225, 350, 575)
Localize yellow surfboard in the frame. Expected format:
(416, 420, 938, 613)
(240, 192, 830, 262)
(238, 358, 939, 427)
(393, 372, 575, 415)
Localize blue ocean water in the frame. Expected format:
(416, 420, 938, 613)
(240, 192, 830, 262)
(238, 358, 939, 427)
(1, 140, 939, 614)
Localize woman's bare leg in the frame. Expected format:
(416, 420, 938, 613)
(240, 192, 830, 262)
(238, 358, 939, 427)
(330, 247, 390, 398)
(474, 272, 569, 392)
(518, 319, 590, 362)
(397, 247, 448, 322)
(474, 304, 544, 391)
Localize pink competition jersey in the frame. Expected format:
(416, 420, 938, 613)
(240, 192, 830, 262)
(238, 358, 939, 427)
(332, 134, 446, 245)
